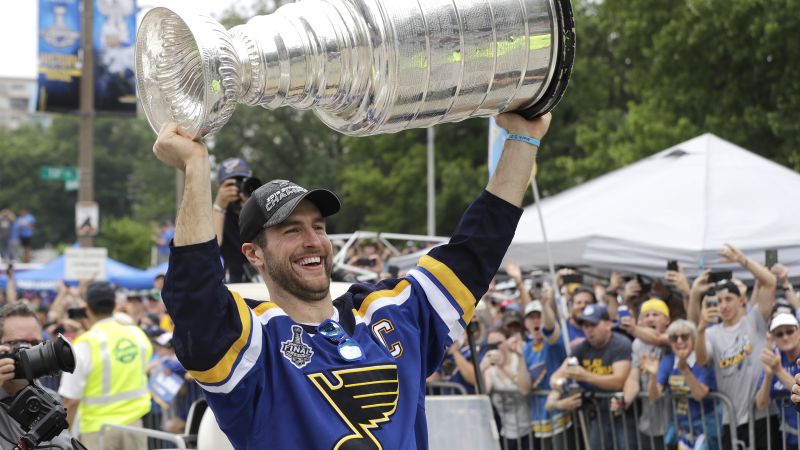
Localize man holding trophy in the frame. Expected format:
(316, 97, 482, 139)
(139, 0, 573, 446)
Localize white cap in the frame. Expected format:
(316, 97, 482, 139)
(770, 313, 800, 332)
(524, 300, 543, 317)
(156, 332, 173, 347)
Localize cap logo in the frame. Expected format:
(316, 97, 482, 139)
(222, 159, 241, 174)
(264, 185, 307, 212)
(584, 305, 595, 316)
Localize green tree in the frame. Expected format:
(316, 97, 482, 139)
(96, 217, 153, 268)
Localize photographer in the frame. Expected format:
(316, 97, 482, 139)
(0, 304, 73, 450)
(59, 282, 152, 450)
(212, 157, 260, 282)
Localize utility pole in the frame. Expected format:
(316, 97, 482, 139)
(427, 126, 435, 236)
(78, 0, 95, 247)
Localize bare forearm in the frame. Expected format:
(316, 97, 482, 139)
(584, 372, 627, 391)
(212, 209, 225, 246)
(486, 140, 537, 207)
(515, 278, 531, 308)
(695, 330, 709, 366)
(632, 326, 669, 346)
(622, 371, 640, 405)
(647, 374, 662, 401)
(755, 373, 772, 410)
(542, 303, 556, 331)
(516, 353, 532, 395)
(63, 398, 80, 427)
(688, 291, 702, 324)
(174, 160, 215, 246)
(452, 352, 477, 386)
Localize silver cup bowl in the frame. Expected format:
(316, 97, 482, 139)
(136, 0, 574, 138)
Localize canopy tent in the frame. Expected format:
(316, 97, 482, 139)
(506, 133, 800, 279)
(0, 256, 154, 291)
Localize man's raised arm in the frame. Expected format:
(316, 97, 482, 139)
(487, 113, 552, 207)
(152, 123, 215, 246)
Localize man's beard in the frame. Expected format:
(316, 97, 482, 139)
(265, 250, 333, 302)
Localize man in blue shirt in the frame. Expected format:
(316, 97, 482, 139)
(152, 111, 551, 449)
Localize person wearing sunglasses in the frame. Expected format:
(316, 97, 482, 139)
(755, 313, 800, 447)
(152, 112, 551, 450)
(644, 319, 721, 450)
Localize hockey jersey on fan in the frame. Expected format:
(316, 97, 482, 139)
(162, 190, 522, 449)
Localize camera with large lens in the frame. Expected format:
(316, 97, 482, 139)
(227, 176, 263, 214)
(0, 335, 83, 450)
(0, 335, 75, 381)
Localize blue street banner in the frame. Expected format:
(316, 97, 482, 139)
(37, 0, 82, 112)
(94, 0, 137, 113)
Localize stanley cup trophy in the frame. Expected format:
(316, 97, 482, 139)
(135, 0, 574, 138)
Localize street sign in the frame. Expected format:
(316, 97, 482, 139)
(64, 247, 107, 281)
(65, 179, 79, 191)
(76, 201, 99, 236)
(40, 166, 78, 181)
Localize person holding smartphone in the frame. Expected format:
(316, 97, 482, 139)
(481, 329, 533, 450)
(694, 244, 778, 450)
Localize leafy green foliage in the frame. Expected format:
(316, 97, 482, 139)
(1, 0, 797, 259)
(96, 217, 153, 268)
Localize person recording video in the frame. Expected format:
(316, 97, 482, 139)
(213, 157, 262, 282)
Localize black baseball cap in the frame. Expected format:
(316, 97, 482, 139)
(239, 179, 341, 243)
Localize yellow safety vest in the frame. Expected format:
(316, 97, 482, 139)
(73, 319, 153, 433)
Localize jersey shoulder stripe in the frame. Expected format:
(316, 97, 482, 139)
(406, 269, 466, 341)
(417, 255, 476, 322)
(356, 280, 412, 323)
(189, 290, 256, 385)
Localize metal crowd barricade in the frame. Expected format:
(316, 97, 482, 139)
(142, 379, 205, 449)
(426, 381, 468, 396)
(758, 395, 800, 450)
(430, 388, 744, 450)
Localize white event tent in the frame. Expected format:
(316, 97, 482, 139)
(505, 133, 800, 279)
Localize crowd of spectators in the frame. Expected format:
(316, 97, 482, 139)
(0, 237, 797, 449)
(0, 266, 192, 448)
(431, 244, 799, 450)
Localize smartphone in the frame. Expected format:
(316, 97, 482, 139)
(566, 384, 583, 398)
(708, 271, 733, 284)
(562, 274, 583, 285)
(766, 249, 778, 269)
(67, 307, 88, 320)
(667, 260, 678, 272)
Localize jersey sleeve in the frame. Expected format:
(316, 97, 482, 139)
(162, 238, 265, 432)
(352, 190, 522, 376)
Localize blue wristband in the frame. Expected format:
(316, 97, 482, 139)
(507, 134, 541, 148)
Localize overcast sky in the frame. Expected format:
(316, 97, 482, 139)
(0, 0, 251, 79)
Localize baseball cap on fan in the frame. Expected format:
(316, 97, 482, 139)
(239, 180, 341, 243)
(217, 157, 252, 183)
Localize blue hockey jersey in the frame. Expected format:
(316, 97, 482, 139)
(162, 190, 522, 449)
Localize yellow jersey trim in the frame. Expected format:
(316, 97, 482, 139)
(189, 290, 251, 384)
(418, 255, 476, 324)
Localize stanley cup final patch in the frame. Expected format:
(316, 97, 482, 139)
(281, 325, 314, 369)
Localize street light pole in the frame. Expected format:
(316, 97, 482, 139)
(427, 126, 435, 236)
(78, 0, 95, 247)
